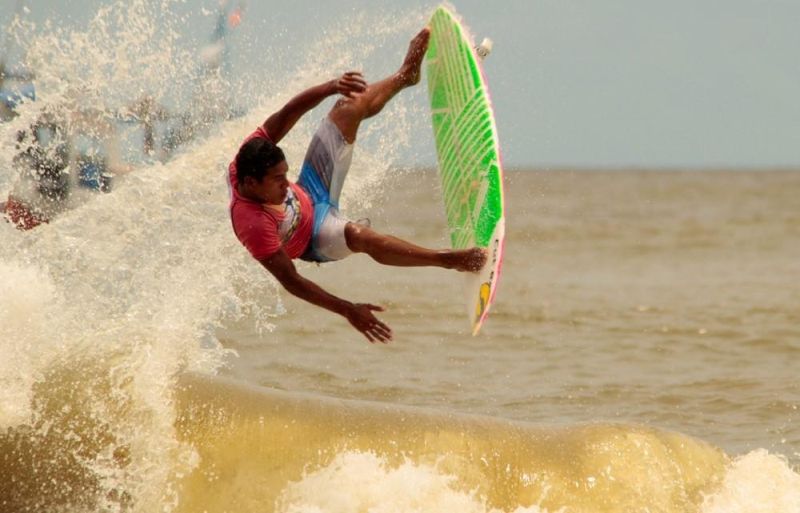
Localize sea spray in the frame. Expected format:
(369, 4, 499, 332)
(1, 2, 246, 510)
(1, 2, 430, 511)
(0, 261, 65, 428)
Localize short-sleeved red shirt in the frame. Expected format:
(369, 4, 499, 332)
(228, 127, 313, 260)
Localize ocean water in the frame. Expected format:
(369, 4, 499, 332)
(2, 2, 800, 512)
(211, 169, 800, 513)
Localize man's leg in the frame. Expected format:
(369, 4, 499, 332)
(345, 222, 487, 273)
(328, 28, 430, 143)
(330, 28, 486, 273)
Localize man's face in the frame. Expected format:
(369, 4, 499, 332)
(246, 160, 290, 205)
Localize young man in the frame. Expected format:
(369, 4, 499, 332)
(228, 28, 486, 343)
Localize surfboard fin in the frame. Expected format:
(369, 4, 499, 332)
(475, 38, 493, 60)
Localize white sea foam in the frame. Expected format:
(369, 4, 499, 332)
(0, 260, 66, 427)
(278, 448, 800, 513)
(0, 1, 428, 511)
(276, 451, 551, 513)
(701, 449, 800, 513)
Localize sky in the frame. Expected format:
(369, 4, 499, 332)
(2, 0, 799, 169)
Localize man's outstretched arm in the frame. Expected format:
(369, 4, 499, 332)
(259, 249, 393, 343)
(263, 71, 367, 143)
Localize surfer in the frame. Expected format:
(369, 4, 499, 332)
(228, 28, 486, 343)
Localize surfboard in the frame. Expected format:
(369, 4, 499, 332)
(425, 6, 506, 335)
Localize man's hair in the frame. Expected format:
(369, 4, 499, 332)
(235, 137, 286, 183)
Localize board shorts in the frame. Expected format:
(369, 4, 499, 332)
(297, 117, 356, 263)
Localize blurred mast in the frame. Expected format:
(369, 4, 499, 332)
(199, 0, 245, 76)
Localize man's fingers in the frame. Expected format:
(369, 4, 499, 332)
(342, 81, 366, 93)
(376, 321, 392, 337)
(351, 76, 368, 87)
(339, 72, 367, 91)
(370, 326, 391, 344)
(343, 71, 365, 81)
(361, 322, 392, 344)
(350, 303, 392, 343)
(337, 81, 366, 99)
(343, 73, 366, 82)
(375, 326, 392, 342)
(362, 326, 390, 344)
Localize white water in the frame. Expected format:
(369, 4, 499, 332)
(276, 449, 800, 513)
(276, 451, 551, 513)
(701, 450, 800, 513)
(0, 2, 427, 510)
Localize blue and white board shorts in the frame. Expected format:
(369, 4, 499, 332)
(298, 117, 355, 263)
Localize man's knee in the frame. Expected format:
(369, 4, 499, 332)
(329, 101, 366, 144)
(331, 96, 359, 115)
(332, 94, 372, 120)
(344, 222, 366, 252)
(344, 222, 381, 253)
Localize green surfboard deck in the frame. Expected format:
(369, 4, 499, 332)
(425, 5, 506, 334)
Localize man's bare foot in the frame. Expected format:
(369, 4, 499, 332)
(398, 27, 430, 87)
(442, 247, 488, 273)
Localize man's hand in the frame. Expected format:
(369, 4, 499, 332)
(345, 303, 393, 343)
(261, 250, 393, 344)
(333, 71, 368, 98)
(264, 73, 368, 143)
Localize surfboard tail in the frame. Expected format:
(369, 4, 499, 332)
(469, 218, 505, 335)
